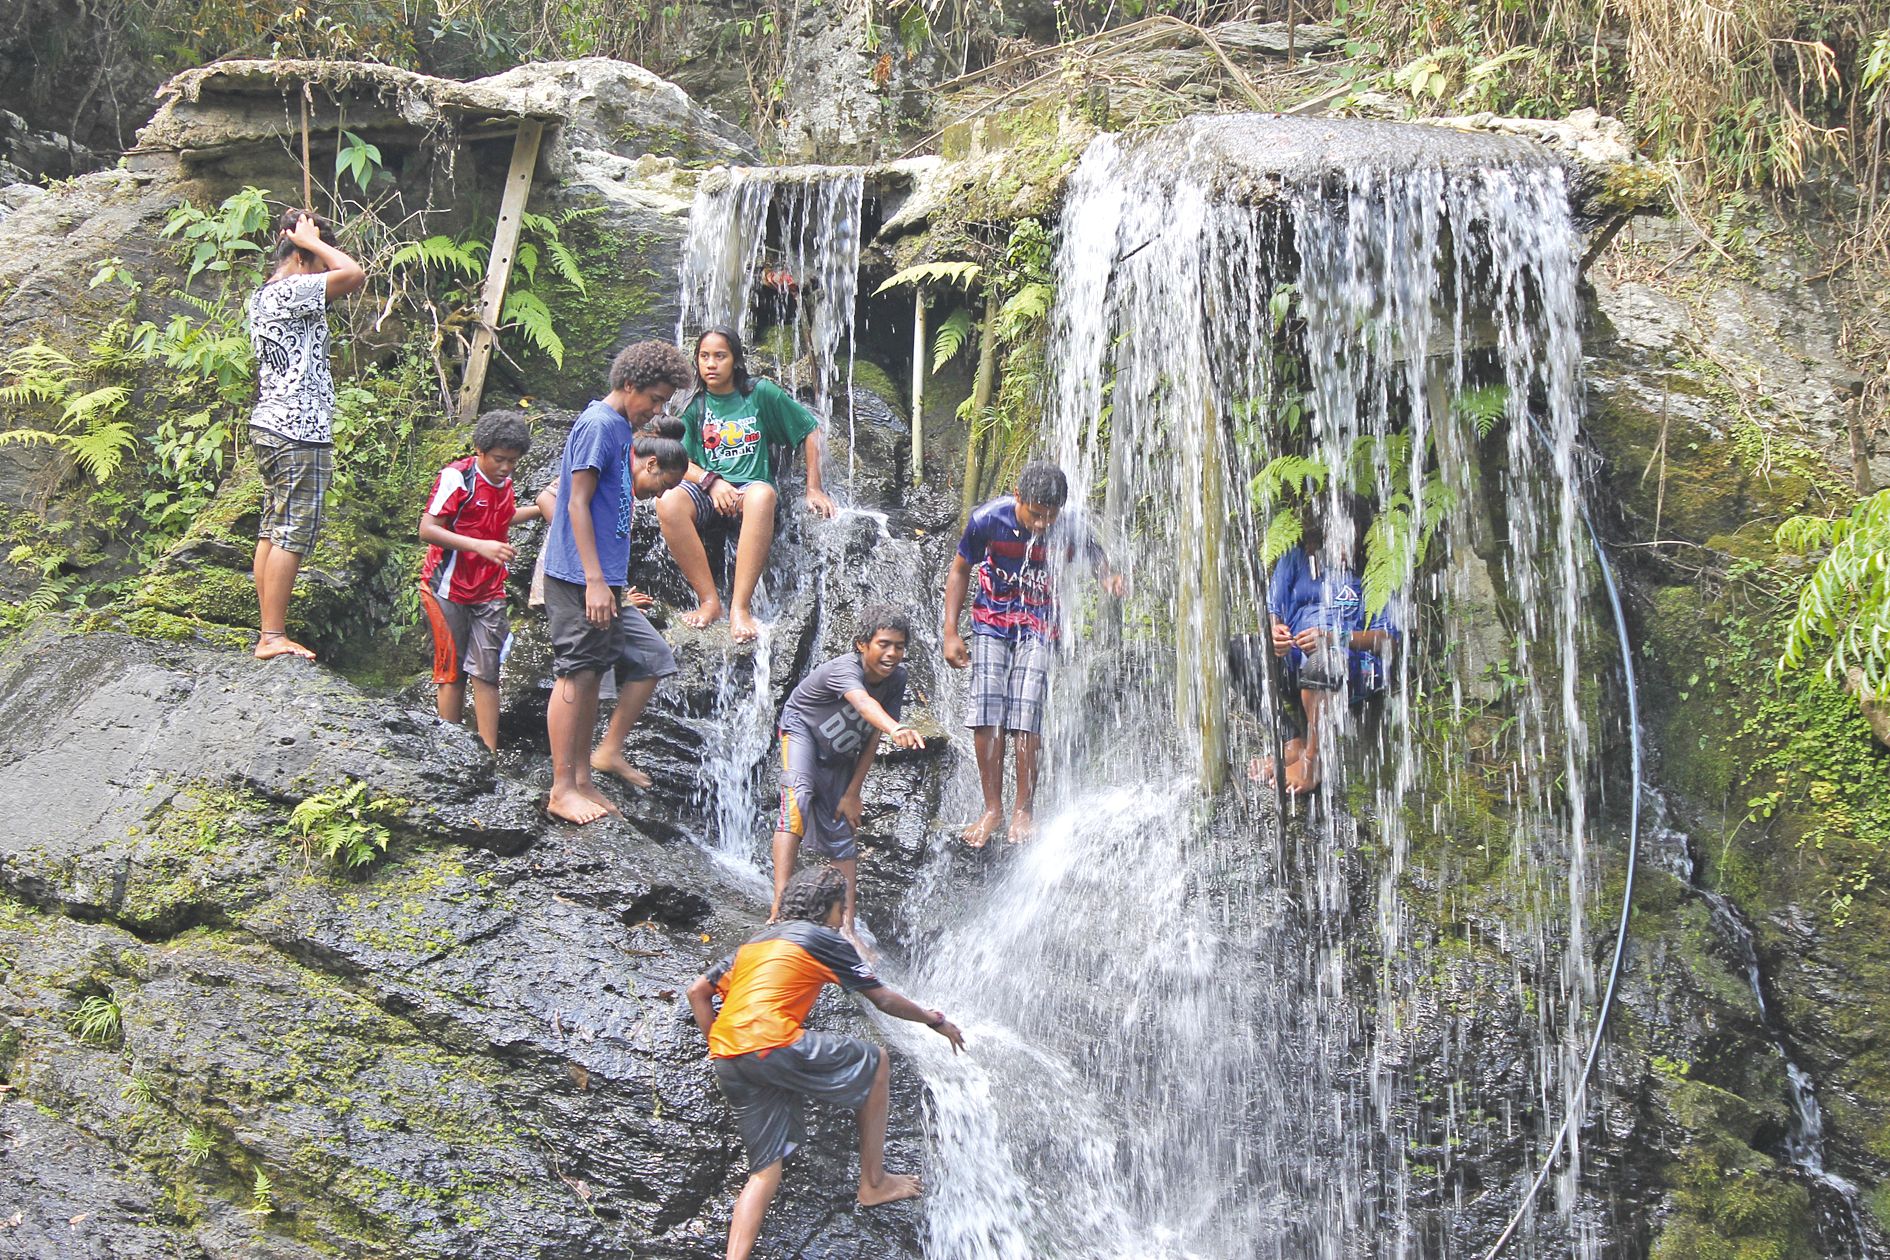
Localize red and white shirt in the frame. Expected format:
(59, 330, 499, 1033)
(420, 457, 516, 605)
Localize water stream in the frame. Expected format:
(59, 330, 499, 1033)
(901, 116, 1609, 1257)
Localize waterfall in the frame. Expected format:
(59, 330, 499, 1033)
(904, 116, 1611, 1257)
(672, 166, 873, 868)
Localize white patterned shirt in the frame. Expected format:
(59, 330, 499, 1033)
(246, 273, 335, 444)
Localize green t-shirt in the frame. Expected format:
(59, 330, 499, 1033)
(682, 379, 818, 487)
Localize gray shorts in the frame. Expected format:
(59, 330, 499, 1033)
(776, 728, 857, 860)
(712, 1031, 881, 1173)
(422, 590, 506, 685)
(252, 428, 332, 556)
(542, 575, 678, 683)
(968, 633, 1052, 735)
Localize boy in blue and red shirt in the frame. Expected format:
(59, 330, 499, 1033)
(419, 411, 542, 753)
(941, 461, 1124, 846)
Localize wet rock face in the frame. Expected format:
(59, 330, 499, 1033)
(0, 627, 928, 1259)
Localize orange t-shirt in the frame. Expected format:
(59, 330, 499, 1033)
(707, 921, 882, 1058)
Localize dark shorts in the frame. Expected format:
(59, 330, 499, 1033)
(421, 590, 507, 685)
(968, 633, 1052, 735)
(1284, 643, 1388, 698)
(776, 729, 857, 860)
(542, 575, 678, 683)
(678, 478, 781, 535)
(252, 428, 332, 556)
(712, 1031, 881, 1173)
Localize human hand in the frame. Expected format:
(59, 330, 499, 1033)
(943, 633, 970, 669)
(837, 793, 864, 830)
(805, 488, 837, 519)
(709, 479, 741, 516)
(584, 578, 617, 627)
(1101, 572, 1127, 598)
(625, 587, 654, 609)
(932, 1015, 965, 1054)
(1271, 621, 1294, 657)
(474, 539, 517, 565)
(285, 212, 322, 250)
(1293, 627, 1327, 651)
(887, 724, 925, 751)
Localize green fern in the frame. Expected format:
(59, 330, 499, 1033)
(1776, 489, 1890, 695)
(0, 342, 137, 481)
(931, 308, 974, 372)
(24, 574, 74, 618)
(1261, 508, 1304, 566)
(389, 235, 485, 278)
(1252, 453, 1330, 506)
(874, 260, 984, 295)
(997, 282, 1054, 344)
(180, 1125, 215, 1168)
(502, 291, 565, 368)
(248, 1168, 275, 1215)
(1453, 383, 1510, 439)
(289, 780, 402, 870)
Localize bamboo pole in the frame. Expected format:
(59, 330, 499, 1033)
(1191, 393, 1229, 793)
(457, 120, 545, 424)
(299, 84, 313, 209)
(960, 288, 1001, 524)
(910, 288, 926, 484)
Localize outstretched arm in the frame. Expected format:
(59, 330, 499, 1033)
(843, 689, 923, 749)
(862, 985, 964, 1053)
(419, 512, 515, 565)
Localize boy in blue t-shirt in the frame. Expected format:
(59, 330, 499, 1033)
(941, 462, 1123, 847)
(541, 342, 693, 826)
(1259, 498, 1398, 795)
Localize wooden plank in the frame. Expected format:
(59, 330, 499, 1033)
(457, 119, 545, 423)
(909, 289, 926, 484)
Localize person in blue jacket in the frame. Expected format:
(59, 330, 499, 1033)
(1256, 494, 1398, 795)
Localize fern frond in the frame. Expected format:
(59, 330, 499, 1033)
(1453, 383, 1509, 439)
(389, 236, 484, 278)
(874, 260, 983, 295)
(25, 574, 73, 618)
(1253, 453, 1329, 506)
(931, 308, 973, 372)
(997, 282, 1054, 343)
(545, 240, 587, 295)
(515, 241, 540, 288)
(1362, 504, 1414, 617)
(61, 384, 129, 425)
(502, 291, 565, 368)
(1261, 509, 1303, 566)
(68, 420, 136, 480)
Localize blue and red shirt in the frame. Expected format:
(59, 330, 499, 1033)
(956, 496, 1106, 643)
(420, 456, 517, 605)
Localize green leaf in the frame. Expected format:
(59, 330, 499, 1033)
(502, 290, 565, 368)
(930, 307, 974, 372)
(874, 260, 984, 295)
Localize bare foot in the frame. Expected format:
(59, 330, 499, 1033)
(547, 787, 610, 825)
(254, 635, 315, 661)
(591, 748, 652, 790)
(730, 606, 760, 644)
(576, 780, 624, 817)
(962, 810, 1002, 850)
(857, 1173, 923, 1207)
(1248, 756, 1276, 786)
(1284, 754, 1322, 796)
(1006, 811, 1034, 845)
(681, 597, 723, 630)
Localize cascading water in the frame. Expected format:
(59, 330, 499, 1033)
(901, 116, 1616, 1257)
(672, 166, 874, 868)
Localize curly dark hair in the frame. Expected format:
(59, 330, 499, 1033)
(1016, 461, 1069, 509)
(853, 604, 912, 647)
(471, 410, 532, 456)
(778, 866, 847, 924)
(609, 341, 693, 394)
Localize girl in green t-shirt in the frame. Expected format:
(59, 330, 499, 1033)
(655, 326, 837, 642)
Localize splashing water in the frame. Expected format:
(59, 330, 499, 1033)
(906, 116, 1612, 1256)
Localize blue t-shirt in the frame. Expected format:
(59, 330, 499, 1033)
(544, 400, 636, 587)
(1267, 545, 1397, 639)
(956, 496, 1105, 642)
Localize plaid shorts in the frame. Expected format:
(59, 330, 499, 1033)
(252, 428, 332, 556)
(968, 633, 1052, 735)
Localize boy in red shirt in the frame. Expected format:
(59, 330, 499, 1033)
(419, 411, 542, 752)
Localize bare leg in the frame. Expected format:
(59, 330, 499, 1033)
(469, 678, 499, 753)
(769, 829, 798, 922)
(547, 672, 610, 824)
(1008, 731, 1040, 843)
(963, 726, 1005, 848)
(592, 676, 658, 789)
(252, 540, 314, 659)
(728, 482, 777, 644)
(1249, 737, 1306, 785)
(856, 1048, 922, 1206)
(437, 680, 467, 725)
(1285, 689, 1325, 795)
(657, 487, 723, 628)
(725, 1160, 785, 1260)
(834, 855, 860, 940)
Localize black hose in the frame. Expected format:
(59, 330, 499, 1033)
(1478, 497, 1642, 1260)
